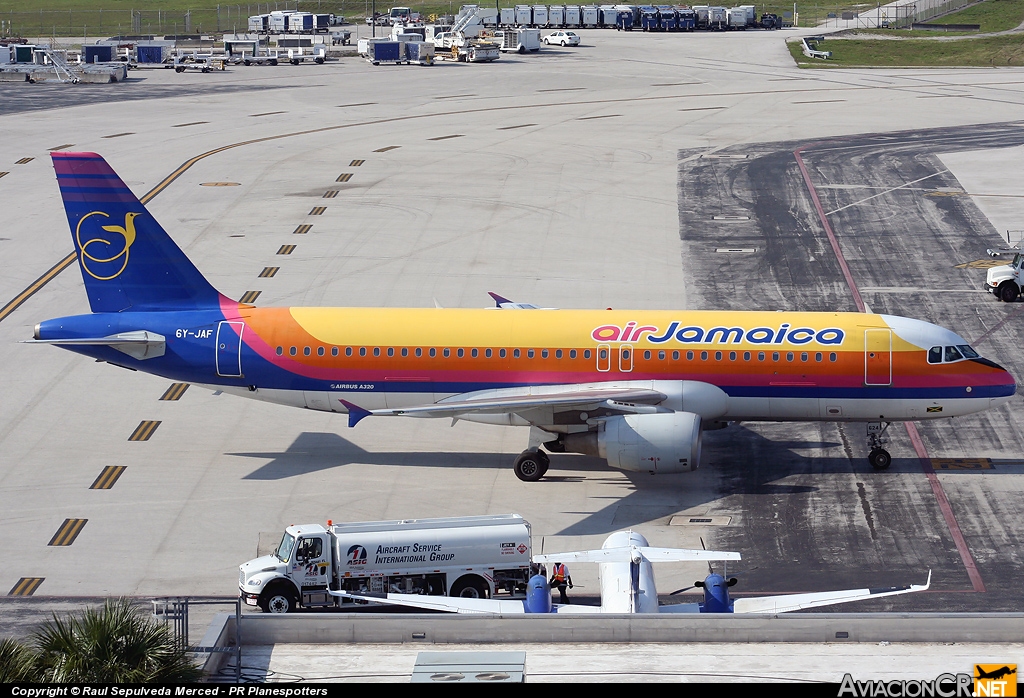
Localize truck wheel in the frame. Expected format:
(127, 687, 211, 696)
(998, 282, 1019, 303)
(451, 575, 490, 598)
(260, 587, 297, 613)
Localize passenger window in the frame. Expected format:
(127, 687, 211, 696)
(443, 348, 450, 358)
(622, 349, 630, 360)
(598, 349, 607, 360)
(514, 349, 521, 358)
(644, 350, 651, 360)
(528, 349, 535, 359)
(415, 348, 422, 357)
(317, 347, 325, 357)
(276, 346, 283, 356)
(772, 352, 779, 361)
(672, 351, 679, 360)
(304, 347, 311, 356)
(686, 351, 694, 361)
(584, 350, 591, 359)
(829, 353, 837, 362)
(944, 345, 963, 362)
(387, 347, 394, 357)
(715, 351, 722, 361)
(332, 347, 339, 357)
(729, 352, 736, 361)
(429, 348, 436, 357)
(556, 349, 563, 359)
(359, 347, 366, 357)
(743, 352, 750, 361)
(500, 349, 507, 358)
(815, 352, 822, 362)
(758, 352, 765, 361)
(569, 350, 577, 359)
(471, 348, 478, 358)
(659, 351, 666, 360)
(345, 347, 352, 357)
(373, 347, 380, 357)
(401, 348, 408, 357)
(457, 348, 464, 358)
(800, 352, 807, 362)
(542, 349, 549, 358)
(485, 348, 492, 358)
(786, 352, 793, 362)
(290, 347, 297, 356)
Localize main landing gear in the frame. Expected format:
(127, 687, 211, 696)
(513, 449, 549, 482)
(867, 422, 892, 471)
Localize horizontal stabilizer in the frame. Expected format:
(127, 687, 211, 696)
(732, 570, 931, 614)
(24, 330, 165, 360)
(534, 545, 740, 565)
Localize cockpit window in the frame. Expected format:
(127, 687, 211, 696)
(958, 345, 980, 359)
(1014, 253, 1022, 269)
(928, 346, 942, 364)
(944, 346, 964, 362)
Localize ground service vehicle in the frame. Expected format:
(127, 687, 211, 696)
(986, 251, 1024, 302)
(239, 514, 533, 613)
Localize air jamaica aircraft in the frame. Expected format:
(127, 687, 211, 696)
(29, 153, 1016, 481)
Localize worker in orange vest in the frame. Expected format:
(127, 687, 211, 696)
(549, 561, 573, 604)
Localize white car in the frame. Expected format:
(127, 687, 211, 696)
(543, 31, 580, 46)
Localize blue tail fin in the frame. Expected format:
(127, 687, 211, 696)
(53, 152, 224, 313)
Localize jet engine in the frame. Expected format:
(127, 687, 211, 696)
(562, 411, 702, 474)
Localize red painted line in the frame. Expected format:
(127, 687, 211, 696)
(905, 422, 986, 593)
(794, 144, 985, 593)
(793, 146, 866, 314)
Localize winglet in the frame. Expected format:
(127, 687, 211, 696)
(339, 400, 372, 427)
(488, 291, 513, 307)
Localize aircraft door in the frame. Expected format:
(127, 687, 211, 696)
(864, 329, 892, 386)
(618, 344, 633, 372)
(215, 321, 244, 377)
(597, 344, 611, 372)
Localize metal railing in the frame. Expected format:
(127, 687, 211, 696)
(152, 597, 242, 683)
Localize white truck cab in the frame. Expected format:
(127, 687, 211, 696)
(986, 252, 1023, 302)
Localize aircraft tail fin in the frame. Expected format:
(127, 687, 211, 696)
(52, 152, 225, 313)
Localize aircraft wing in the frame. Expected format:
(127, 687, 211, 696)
(329, 590, 529, 614)
(329, 590, 601, 615)
(341, 387, 667, 426)
(534, 545, 740, 564)
(731, 571, 931, 614)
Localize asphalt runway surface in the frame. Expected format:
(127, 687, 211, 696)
(1, 28, 1023, 649)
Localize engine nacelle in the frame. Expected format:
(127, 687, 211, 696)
(597, 411, 702, 474)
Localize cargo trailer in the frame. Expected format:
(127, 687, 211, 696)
(515, 5, 533, 25)
(549, 5, 565, 26)
(564, 5, 582, 26)
(500, 7, 516, 25)
(532, 5, 549, 26)
(582, 5, 600, 26)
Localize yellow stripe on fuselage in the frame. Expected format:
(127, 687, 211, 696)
(286, 308, 913, 352)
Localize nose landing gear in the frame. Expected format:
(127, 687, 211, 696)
(867, 422, 892, 470)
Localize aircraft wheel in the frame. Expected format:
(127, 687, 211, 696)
(514, 451, 547, 482)
(998, 281, 1019, 303)
(868, 449, 892, 471)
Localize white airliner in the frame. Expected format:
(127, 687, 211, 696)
(332, 530, 931, 614)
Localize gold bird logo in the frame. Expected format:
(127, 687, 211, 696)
(75, 211, 141, 280)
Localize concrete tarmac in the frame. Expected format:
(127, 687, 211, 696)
(0, 27, 1023, 665)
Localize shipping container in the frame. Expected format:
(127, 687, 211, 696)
(549, 5, 565, 26)
(405, 41, 435, 64)
(564, 5, 582, 26)
(368, 40, 404, 63)
(532, 5, 549, 26)
(136, 45, 166, 63)
(677, 8, 696, 30)
(515, 5, 533, 25)
(248, 14, 270, 32)
(500, 7, 516, 25)
(582, 5, 599, 26)
(83, 45, 114, 63)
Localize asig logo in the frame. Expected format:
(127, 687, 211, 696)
(347, 545, 368, 566)
(590, 321, 845, 346)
